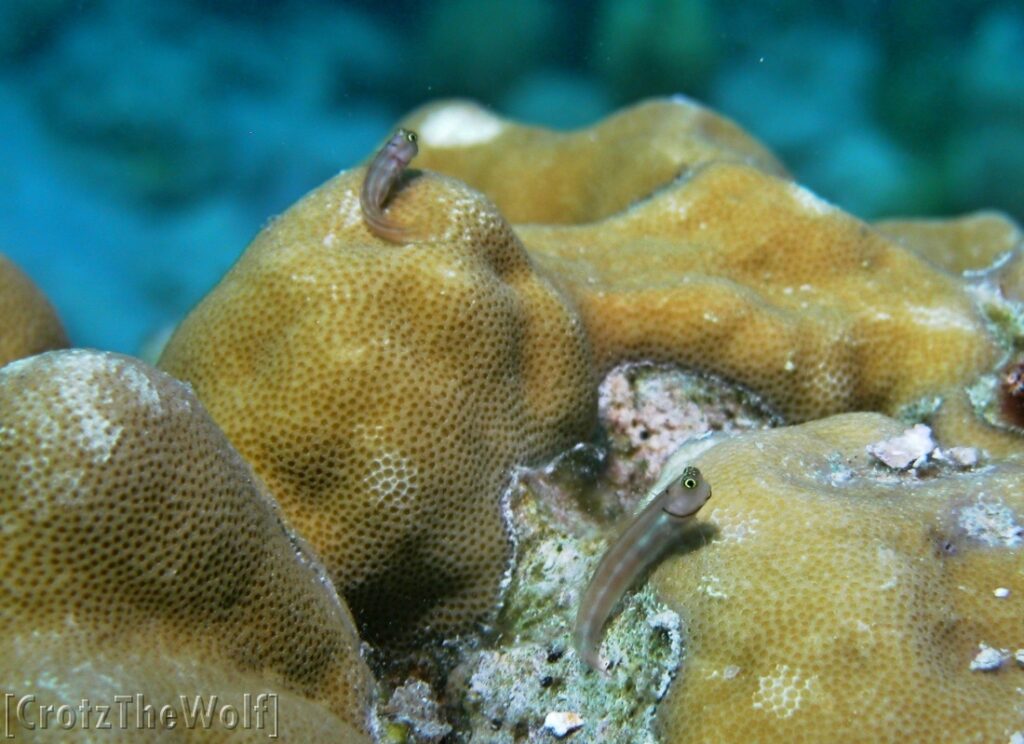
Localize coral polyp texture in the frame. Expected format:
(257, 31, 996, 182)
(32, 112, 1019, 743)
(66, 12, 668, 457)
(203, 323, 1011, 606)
(518, 161, 997, 421)
(158, 170, 595, 645)
(401, 97, 787, 224)
(0, 253, 68, 367)
(653, 413, 1024, 741)
(159, 96, 1020, 656)
(0, 350, 374, 741)
(875, 210, 1022, 275)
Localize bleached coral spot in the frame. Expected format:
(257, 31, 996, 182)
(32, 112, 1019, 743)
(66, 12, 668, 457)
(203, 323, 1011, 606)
(119, 362, 162, 413)
(57, 350, 127, 465)
(752, 664, 817, 719)
(419, 103, 505, 147)
(710, 507, 760, 544)
(787, 182, 834, 216)
(958, 497, 1024, 548)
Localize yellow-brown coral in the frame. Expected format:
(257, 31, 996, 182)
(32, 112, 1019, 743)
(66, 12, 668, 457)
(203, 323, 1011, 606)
(0, 349, 374, 741)
(875, 210, 1022, 275)
(401, 97, 787, 224)
(518, 161, 997, 422)
(159, 96, 1016, 650)
(0, 254, 68, 367)
(654, 413, 1024, 741)
(158, 170, 595, 645)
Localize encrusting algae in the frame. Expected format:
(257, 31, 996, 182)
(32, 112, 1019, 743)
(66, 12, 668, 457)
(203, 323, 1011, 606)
(574, 462, 711, 673)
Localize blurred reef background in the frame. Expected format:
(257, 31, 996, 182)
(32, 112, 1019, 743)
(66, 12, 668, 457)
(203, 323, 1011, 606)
(1, 0, 1022, 353)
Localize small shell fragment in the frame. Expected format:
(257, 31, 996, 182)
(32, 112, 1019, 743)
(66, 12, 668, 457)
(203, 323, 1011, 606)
(941, 446, 980, 468)
(969, 642, 1009, 671)
(866, 424, 935, 469)
(994, 587, 1011, 598)
(543, 711, 584, 738)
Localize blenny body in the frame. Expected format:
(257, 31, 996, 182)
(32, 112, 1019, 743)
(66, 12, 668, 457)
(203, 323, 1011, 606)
(360, 128, 419, 242)
(574, 462, 711, 672)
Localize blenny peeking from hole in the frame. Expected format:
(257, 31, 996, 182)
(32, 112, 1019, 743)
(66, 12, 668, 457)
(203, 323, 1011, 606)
(574, 464, 712, 672)
(360, 128, 420, 242)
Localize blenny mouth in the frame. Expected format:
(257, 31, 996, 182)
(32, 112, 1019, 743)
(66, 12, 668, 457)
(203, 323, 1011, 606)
(662, 506, 703, 519)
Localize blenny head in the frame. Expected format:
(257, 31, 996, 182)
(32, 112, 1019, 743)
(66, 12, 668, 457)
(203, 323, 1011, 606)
(386, 128, 419, 164)
(661, 466, 711, 519)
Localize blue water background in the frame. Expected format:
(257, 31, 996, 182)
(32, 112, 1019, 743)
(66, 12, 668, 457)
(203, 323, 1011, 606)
(2, 0, 1022, 353)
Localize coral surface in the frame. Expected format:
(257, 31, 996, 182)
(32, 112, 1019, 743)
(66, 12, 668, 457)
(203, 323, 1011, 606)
(654, 413, 1024, 742)
(158, 168, 595, 645)
(402, 97, 786, 224)
(519, 161, 997, 421)
(160, 96, 1019, 660)
(875, 210, 1022, 275)
(0, 253, 68, 367)
(0, 350, 374, 741)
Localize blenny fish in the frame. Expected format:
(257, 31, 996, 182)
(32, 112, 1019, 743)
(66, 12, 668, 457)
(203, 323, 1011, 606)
(360, 128, 419, 242)
(574, 462, 712, 672)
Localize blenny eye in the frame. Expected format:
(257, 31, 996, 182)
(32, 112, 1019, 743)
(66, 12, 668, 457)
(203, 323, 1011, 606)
(683, 477, 697, 489)
(405, 130, 418, 143)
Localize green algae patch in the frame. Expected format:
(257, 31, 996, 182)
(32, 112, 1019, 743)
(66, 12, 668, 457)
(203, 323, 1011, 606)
(446, 465, 684, 743)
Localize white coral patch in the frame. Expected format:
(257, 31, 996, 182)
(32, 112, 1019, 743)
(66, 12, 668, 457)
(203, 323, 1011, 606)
(903, 303, 978, 332)
(338, 188, 363, 228)
(697, 575, 729, 599)
(119, 363, 162, 413)
(958, 497, 1024, 548)
(56, 352, 125, 465)
(419, 104, 505, 146)
(787, 182, 834, 216)
(752, 664, 817, 719)
(367, 448, 419, 506)
(874, 545, 902, 591)
(866, 424, 935, 469)
(708, 506, 759, 544)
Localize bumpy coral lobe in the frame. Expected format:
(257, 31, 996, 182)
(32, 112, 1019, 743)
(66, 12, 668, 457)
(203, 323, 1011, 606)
(0, 254, 68, 366)
(0, 350, 373, 740)
(402, 98, 787, 225)
(158, 170, 594, 645)
(875, 210, 1022, 275)
(389, 98, 997, 423)
(518, 162, 996, 422)
(654, 413, 1024, 741)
